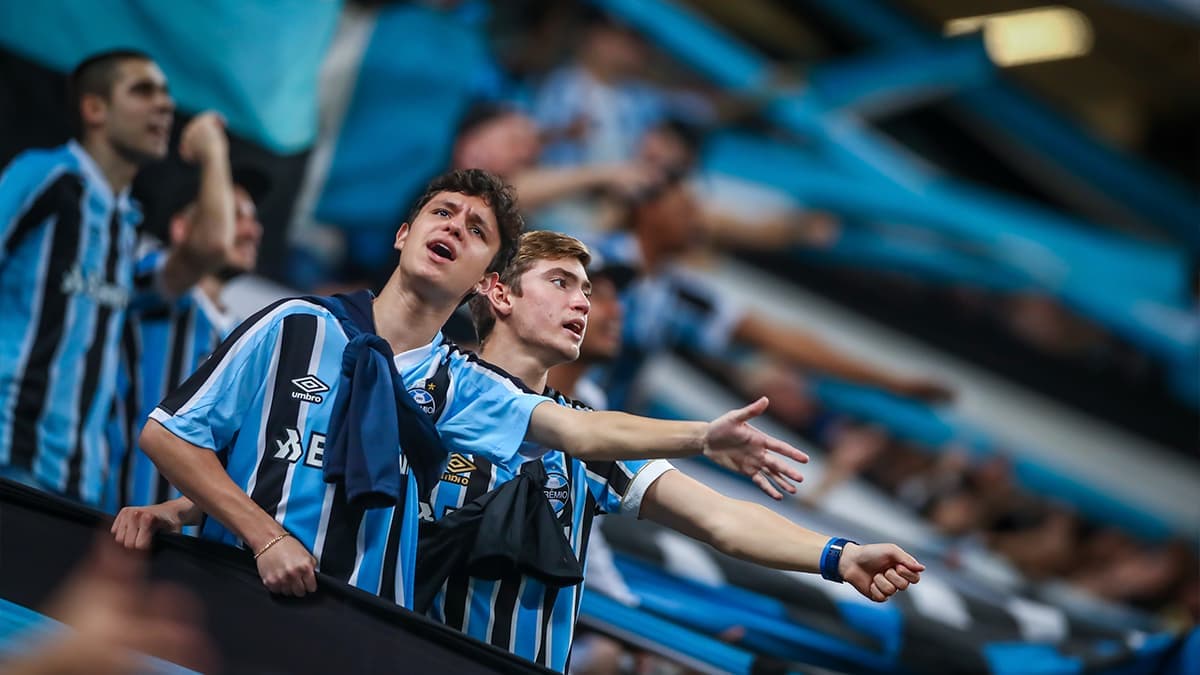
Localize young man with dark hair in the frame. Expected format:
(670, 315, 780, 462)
(0, 49, 233, 504)
(420, 230, 922, 670)
(114, 170, 806, 610)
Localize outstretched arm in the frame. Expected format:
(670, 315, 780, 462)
(528, 396, 808, 494)
(734, 313, 953, 402)
(640, 469, 924, 602)
(509, 162, 659, 212)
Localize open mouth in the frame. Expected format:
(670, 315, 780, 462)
(147, 119, 170, 138)
(562, 318, 585, 338)
(427, 240, 456, 262)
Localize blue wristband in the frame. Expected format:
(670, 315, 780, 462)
(820, 537, 856, 583)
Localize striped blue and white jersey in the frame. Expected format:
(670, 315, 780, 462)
(105, 245, 238, 514)
(421, 374, 674, 672)
(149, 296, 547, 607)
(533, 65, 714, 168)
(590, 232, 745, 410)
(0, 141, 142, 505)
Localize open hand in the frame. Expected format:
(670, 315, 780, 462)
(703, 396, 809, 499)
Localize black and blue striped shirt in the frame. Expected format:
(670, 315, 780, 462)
(0, 141, 142, 505)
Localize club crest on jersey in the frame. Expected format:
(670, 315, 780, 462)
(408, 386, 436, 416)
(544, 471, 569, 515)
(440, 453, 476, 486)
(291, 375, 329, 403)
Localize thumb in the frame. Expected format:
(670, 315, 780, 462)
(728, 396, 769, 424)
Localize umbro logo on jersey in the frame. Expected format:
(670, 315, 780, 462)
(291, 375, 329, 403)
(440, 453, 476, 486)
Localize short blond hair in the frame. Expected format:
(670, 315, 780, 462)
(468, 230, 591, 341)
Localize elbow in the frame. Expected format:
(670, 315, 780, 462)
(705, 503, 764, 559)
(562, 432, 601, 460)
(189, 233, 231, 270)
(138, 419, 167, 463)
(707, 514, 742, 557)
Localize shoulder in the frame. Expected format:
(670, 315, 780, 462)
(4, 144, 77, 176)
(231, 296, 351, 345)
(444, 344, 541, 395)
(544, 386, 593, 411)
(1, 145, 82, 199)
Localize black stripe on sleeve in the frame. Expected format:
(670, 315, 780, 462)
(157, 297, 293, 416)
(579, 459, 633, 514)
(8, 174, 85, 473)
(248, 312, 318, 519)
(672, 281, 717, 317)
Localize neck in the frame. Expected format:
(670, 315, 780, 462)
(546, 358, 590, 398)
(80, 136, 139, 194)
(373, 268, 457, 354)
(633, 228, 666, 271)
(198, 276, 225, 308)
(580, 53, 618, 85)
(479, 329, 553, 394)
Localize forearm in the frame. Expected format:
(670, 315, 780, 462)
(140, 421, 284, 551)
(531, 405, 706, 461)
(509, 166, 614, 211)
(709, 501, 828, 572)
(189, 153, 235, 256)
(160, 495, 203, 526)
(704, 210, 795, 250)
(642, 472, 828, 572)
(160, 156, 234, 295)
(736, 315, 906, 391)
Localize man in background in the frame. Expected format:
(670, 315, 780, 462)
(0, 49, 232, 505)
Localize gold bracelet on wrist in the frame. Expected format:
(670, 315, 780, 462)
(253, 532, 292, 559)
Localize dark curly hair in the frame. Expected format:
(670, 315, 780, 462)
(407, 169, 524, 275)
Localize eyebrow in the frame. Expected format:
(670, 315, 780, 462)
(546, 267, 590, 292)
(432, 197, 495, 236)
(126, 78, 169, 96)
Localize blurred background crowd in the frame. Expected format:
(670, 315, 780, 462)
(0, 0, 1196, 673)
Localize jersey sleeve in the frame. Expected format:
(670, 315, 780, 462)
(582, 458, 675, 516)
(148, 300, 291, 451)
(0, 151, 69, 262)
(661, 268, 746, 357)
(126, 237, 171, 312)
(436, 356, 549, 470)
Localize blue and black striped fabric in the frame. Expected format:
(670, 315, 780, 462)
(421, 374, 673, 672)
(150, 293, 547, 607)
(0, 141, 141, 506)
(105, 245, 237, 514)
